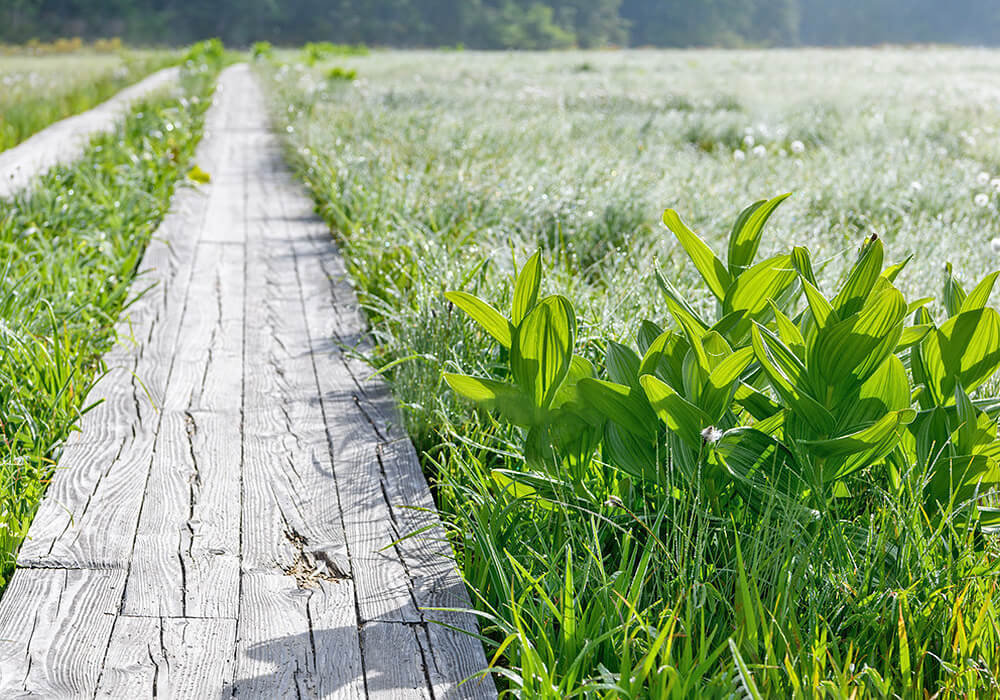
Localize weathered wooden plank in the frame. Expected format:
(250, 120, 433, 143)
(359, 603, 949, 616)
(289, 191, 495, 695)
(0, 568, 125, 698)
(95, 616, 237, 698)
(0, 67, 180, 198)
(123, 410, 241, 618)
(240, 159, 350, 577)
(232, 573, 322, 699)
(309, 579, 367, 699)
(360, 622, 433, 700)
(291, 240, 420, 623)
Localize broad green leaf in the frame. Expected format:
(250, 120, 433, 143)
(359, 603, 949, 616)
(907, 297, 934, 316)
(722, 254, 798, 321)
(641, 374, 712, 448)
(639, 330, 688, 389)
(752, 324, 836, 435)
(701, 346, 755, 421)
(662, 208, 732, 301)
(801, 279, 838, 331)
(951, 381, 997, 456)
(882, 256, 912, 283)
(734, 383, 782, 421)
(926, 454, 1000, 507)
(726, 199, 766, 275)
(511, 251, 542, 326)
(837, 354, 909, 432)
(637, 320, 664, 355)
(808, 287, 906, 402)
(443, 373, 534, 426)
(895, 324, 931, 353)
(769, 301, 805, 357)
(711, 428, 808, 498)
(511, 296, 576, 409)
(942, 262, 967, 318)
(578, 378, 658, 439)
(832, 237, 884, 318)
(445, 291, 513, 348)
(803, 409, 916, 482)
(550, 355, 601, 423)
(656, 270, 709, 337)
(960, 271, 1000, 314)
(922, 307, 1000, 404)
(606, 341, 641, 387)
(491, 470, 556, 510)
(791, 246, 818, 287)
(603, 422, 660, 482)
(727, 194, 791, 275)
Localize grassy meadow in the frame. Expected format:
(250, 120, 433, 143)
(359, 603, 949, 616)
(0, 49, 180, 151)
(261, 48, 1000, 697)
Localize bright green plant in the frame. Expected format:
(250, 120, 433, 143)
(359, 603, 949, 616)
(251, 41, 274, 60)
(445, 195, 1000, 530)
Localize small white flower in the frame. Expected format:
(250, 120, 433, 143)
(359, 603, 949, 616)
(910, 181, 923, 191)
(733, 149, 746, 162)
(701, 426, 723, 444)
(978, 171, 992, 185)
(975, 193, 990, 207)
(743, 134, 755, 147)
(790, 140, 805, 154)
(604, 495, 625, 509)
(753, 144, 767, 157)
(992, 177, 1000, 192)
(991, 238, 1000, 253)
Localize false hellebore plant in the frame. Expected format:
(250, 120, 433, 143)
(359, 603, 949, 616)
(444, 194, 1000, 531)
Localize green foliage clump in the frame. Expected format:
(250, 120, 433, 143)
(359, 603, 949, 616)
(0, 51, 180, 152)
(444, 196, 1000, 695)
(449, 195, 1000, 529)
(302, 41, 368, 67)
(325, 66, 357, 82)
(251, 41, 274, 60)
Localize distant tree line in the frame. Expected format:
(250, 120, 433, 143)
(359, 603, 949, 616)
(2, 0, 999, 48)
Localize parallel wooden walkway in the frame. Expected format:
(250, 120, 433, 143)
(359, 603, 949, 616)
(0, 66, 180, 198)
(0, 64, 495, 699)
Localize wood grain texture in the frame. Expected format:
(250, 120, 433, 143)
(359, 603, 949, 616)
(0, 569, 125, 699)
(96, 616, 237, 698)
(361, 622, 433, 700)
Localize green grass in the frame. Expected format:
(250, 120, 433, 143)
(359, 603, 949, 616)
(0, 61, 218, 587)
(260, 48, 1000, 697)
(0, 49, 180, 152)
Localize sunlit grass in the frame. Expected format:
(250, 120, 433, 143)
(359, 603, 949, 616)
(264, 49, 1000, 696)
(0, 49, 180, 151)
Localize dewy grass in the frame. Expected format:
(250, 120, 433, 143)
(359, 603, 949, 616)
(0, 60, 217, 587)
(0, 50, 181, 152)
(261, 50, 1000, 696)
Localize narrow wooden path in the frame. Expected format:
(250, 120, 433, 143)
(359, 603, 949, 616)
(0, 66, 179, 198)
(0, 64, 495, 699)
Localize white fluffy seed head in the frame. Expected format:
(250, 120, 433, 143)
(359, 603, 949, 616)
(991, 238, 1000, 253)
(975, 193, 990, 207)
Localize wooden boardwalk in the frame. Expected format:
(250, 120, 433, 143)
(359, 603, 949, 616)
(0, 66, 179, 198)
(0, 64, 495, 699)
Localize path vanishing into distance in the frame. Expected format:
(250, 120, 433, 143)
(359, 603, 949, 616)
(0, 66, 180, 199)
(0, 64, 495, 699)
